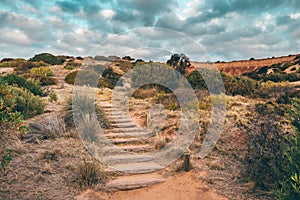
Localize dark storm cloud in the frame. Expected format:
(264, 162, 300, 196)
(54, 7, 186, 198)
(276, 15, 293, 25)
(113, 9, 139, 22)
(55, 1, 81, 13)
(118, 0, 178, 25)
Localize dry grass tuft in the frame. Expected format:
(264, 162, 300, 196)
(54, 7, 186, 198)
(63, 93, 109, 129)
(153, 134, 167, 150)
(41, 149, 61, 161)
(28, 114, 66, 140)
(75, 160, 108, 188)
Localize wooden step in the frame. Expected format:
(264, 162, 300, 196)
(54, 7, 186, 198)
(109, 127, 144, 133)
(101, 144, 152, 155)
(110, 119, 133, 124)
(110, 123, 136, 128)
(110, 137, 145, 144)
(103, 154, 154, 165)
(107, 174, 165, 191)
(106, 161, 163, 174)
(105, 132, 152, 139)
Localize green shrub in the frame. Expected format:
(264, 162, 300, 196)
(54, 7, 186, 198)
(64, 61, 81, 70)
(64, 69, 100, 87)
(65, 69, 114, 89)
(0, 85, 45, 123)
(0, 147, 13, 173)
(11, 60, 48, 73)
(256, 81, 298, 100)
(38, 77, 58, 86)
(65, 70, 78, 85)
(29, 67, 53, 77)
(243, 112, 288, 192)
(187, 70, 259, 96)
(223, 75, 260, 96)
(29, 53, 65, 65)
(27, 67, 57, 86)
(245, 99, 300, 199)
(49, 92, 58, 102)
(154, 93, 180, 110)
(130, 63, 178, 93)
(10, 86, 45, 118)
(102, 67, 122, 89)
(0, 61, 13, 68)
(276, 99, 300, 199)
(0, 74, 43, 96)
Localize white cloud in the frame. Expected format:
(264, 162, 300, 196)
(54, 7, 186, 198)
(101, 9, 116, 19)
(48, 16, 68, 28)
(182, 0, 203, 18)
(0, 28, 32, 46)
(290, 13, 300, 19)
(21, 4, 39, 14)
(47, 5, 62, 13)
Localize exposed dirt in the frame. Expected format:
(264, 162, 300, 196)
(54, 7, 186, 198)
(76, 171, 227, 200)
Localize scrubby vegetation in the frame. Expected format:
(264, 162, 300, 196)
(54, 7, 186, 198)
(241, 97, 300, 199)
(29, 53, 65, 65)
(0, 59, 48, 74)
(64, 60, 81, 70)
(29, 67, 53, 77)
(0, 85, 45, 122)
(27, 67, 57, 86)
(64, 67, 122, 89)
(0, 74, 43, 96)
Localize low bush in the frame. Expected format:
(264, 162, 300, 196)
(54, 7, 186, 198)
(65, 68, 119, 89)
(29, 53, 65, 65)
(154, 93, 180, 110)
(10, 86, 45, 118)
(243, 112, 288, 192)
(256, 81, 299, 100)
(244, 99, 300, 199)
(64, 70, 78, 85)
(276, 98, 300, 199)
(64, 61, 81, 70)
(29, 67, 53, 77)
(0, 147, 14, 173)
(38, 77, 58, 86)
(102, 68, 122, 89)
(187, 69, 259, 96)
(27, 67, 57, 86)
(12, 60, 48, 73)
(0, 74, 43, 96)
(0, 85, 45, 124)
(49, 92, 58, 102)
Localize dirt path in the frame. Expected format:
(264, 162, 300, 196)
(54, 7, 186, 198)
(76, 171, 227, 200)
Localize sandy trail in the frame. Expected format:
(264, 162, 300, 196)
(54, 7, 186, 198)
(76, 171, 227, 200)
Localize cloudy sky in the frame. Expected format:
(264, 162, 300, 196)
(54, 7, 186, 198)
(0, 0, 300, 61)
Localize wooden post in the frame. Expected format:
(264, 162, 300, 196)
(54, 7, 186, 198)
(183, 153, 190, 172)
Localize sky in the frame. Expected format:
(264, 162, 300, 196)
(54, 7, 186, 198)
(0, 0, 300, 61)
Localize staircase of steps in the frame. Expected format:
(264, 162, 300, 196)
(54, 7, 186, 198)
(97, 99, 166, 190)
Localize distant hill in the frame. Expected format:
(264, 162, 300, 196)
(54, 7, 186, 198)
(192, 54, 299, 75)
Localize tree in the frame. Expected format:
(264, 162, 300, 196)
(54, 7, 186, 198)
(167, 53, 191, 74)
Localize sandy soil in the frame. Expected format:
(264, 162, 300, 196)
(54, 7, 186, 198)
(76, 171, 227, 200)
